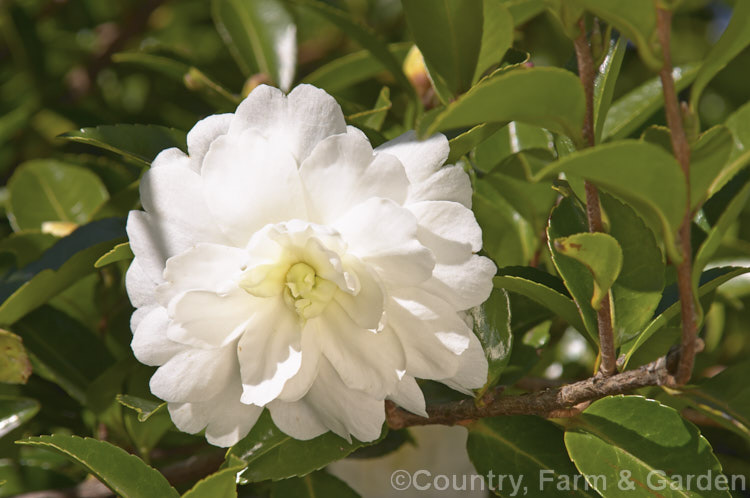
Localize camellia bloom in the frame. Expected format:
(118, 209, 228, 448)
(126, 84, 496, 447)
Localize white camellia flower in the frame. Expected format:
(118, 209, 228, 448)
(126, 84, 496, 447)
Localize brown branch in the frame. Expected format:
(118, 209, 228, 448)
(656, 8, 697, 385)
(573, 19, 617, 377)
(386, 350, 682, 430)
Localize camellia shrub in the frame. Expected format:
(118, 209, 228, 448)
(1, 0, 750, 497)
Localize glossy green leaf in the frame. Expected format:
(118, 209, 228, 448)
(293, 0, 412, 94)
(554, 232, 623, 310)
(7, 160, 108, 232)
(474, 0, 514, 82)
(565, 396, 728, 498)
(60, 125, 187, 166)
(493, 266, 586, 334)
(621, 267, 750, 368)
(182, 460, 245, 498)
(547, 198, 599, 341)
(468, 416, 596, 497)
(690, 126, 734, 211)
(600, 194, 665, 343)
(0, 396, 38, 438)
(0, 329, 31, 384)
(602, 64, 700, 141)
(0, 217, 127, 325)
(270, 470, 360, 498)
(473, 122, 555, 172)
(226, 411, 384, 481)
(402, 0, 483, 95)
(421, 67, 585, 143)
(544, 0, 584, 38)
(212, 0, 295, 90)
(116, 394, 166, 423)
(705, 109, 750, 197)
(502, 0, 545, 25)
(593, 37, 626, 143)
(447, 122, 504, 163)
(346, 87, 391, 131)
(95, 242, 133, 268)
(690, 0, 750, 112)
(471, 287, 512, 394)
(572, 0, 661, 70)
(534, 141, 687, 262)
(17, 435, 179, 498)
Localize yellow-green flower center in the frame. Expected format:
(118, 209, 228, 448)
(283, 262, 337, 320)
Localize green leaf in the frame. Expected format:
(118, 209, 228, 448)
(493, 266, 586, 334)
(0, 396, 39, 438)
(0, 329, 31, 384)
(704, 106, 750, 197)
(0, 232, 57, 268)
(533, 141, 687, 263)
(572, 0, 661, 70)
(293, 0, 412, 94)
(554, 232, 623, 310)
(116, 394, 166, 423)
(468, 416, 596, 497)
(0, 217, 127, 325)
(502, 0, 545, 25)
(346, 87, 391, 131)
(565, 395, 729, 498)
(690, 126, 734, 211)
(471, 287, 512, 394)
(212, 0, 296, 90)
(60, 125, 187, 166)
(447, 122, 504, 163)
(473, 122, 555, 172)
(600, 194, 666, 343)
(95, 242, 133, 268)
(402, 0, 483, 95)
(7, 160, 109, 232)
(621, 266, 750, 368)
(602, 63, 700, 141)
(420, 67, 585, 144)
(301, 43, 411, 94)
(182, 460, 245, 498)
(593, 36, 626, 143)
(270, 470, 360, 498)
(690, 0, 750, 112)
(226, 411, 384, 481)
(547, 198, 599, 342)
(474, 0, 514, 82)
(17, 435, 180, 498)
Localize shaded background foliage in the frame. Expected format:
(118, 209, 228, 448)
(1, 0, 750, 497)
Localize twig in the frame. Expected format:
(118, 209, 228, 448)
(656, 8, 697, 385)
(386, 349, 681, 429)
(573, 19, 617, 377)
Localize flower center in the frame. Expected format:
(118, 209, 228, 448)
(283, 262, 337, 320)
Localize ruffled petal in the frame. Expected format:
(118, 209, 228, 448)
(408, 200, 482, 253)
(237, 300, 303, 406)
(278, 323, 322, 402)
(388, 375, 428, 418)
(268, 398, 328, 440)
(333, 198, 434, 287)
(202, 129, 306, 246)
(149, 344, 236, 402)
(375, 131, 448, 184)
(408, 164, 473, 208)
(333, 256, 385, 329)
(440, 327, 488, 394)
(167, 289, 253, 348)
(186, 113, 233, 171)
(131, 306, 185, 366)
(125, 259, 157, 308)
(229, 84, 346, 164)
(299, 127, 409, 224)
(314, 301, 404, 398)
(421, 255, 496, 311)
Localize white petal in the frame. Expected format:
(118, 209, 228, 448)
(202, 129, 306, 246)
(314, 301, 404, 398)
(375, 130, 448, 184)
(131, 306, 185, 366)
(388, 375, 427, 418)
(440, 328, 488, 394)
(421, 255, 496, 311)
(229, 84, 346, 163)
(333, 198, 435, 287)
(278, 323, 321, 402)
(268, 398, 328, 440)
(186, 113, 233, 170)
(299, 127, 409, 224)
(237, 303, 303, 406)
(305, 358, 385, 442)
(333, 256, 385, 329)
(408, 200, 482, 253)
(408, 164, 473, 208)
(167, 289, 253, 348)
(150, 344, 235, 402)
(126, 259, 157, 308)
(157, 243, 248, 305)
